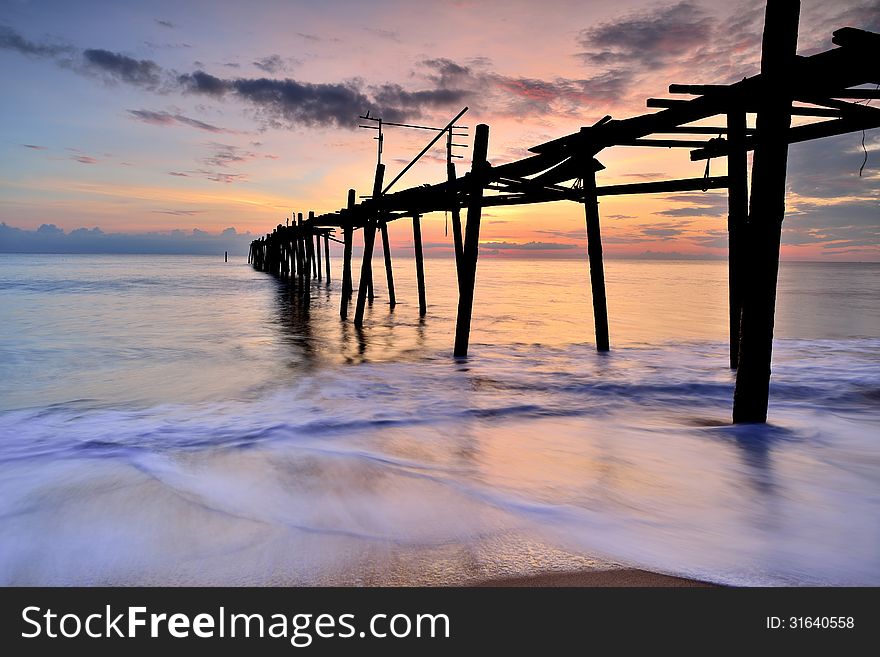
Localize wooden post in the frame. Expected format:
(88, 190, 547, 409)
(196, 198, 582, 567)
(340, 190, 355, 319)
(453, 123, 489, 358)
(306, 211, 315, 281)
(727, 108, 748, 369)
(447, 161, 465, 286)
(315, 231, 322, 281)
(413, 213, 427, 316)
(380, 220, 396, 307)
(296, 213, 305, 281)
(354, 164, 385, 327)
(581, 156, 610, 352)
(225, 251, 228, 263)
(324, 233, 331, 284)
(733, 0, 800, 423)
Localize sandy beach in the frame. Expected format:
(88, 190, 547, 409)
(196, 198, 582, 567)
(474, 569, 716, 587)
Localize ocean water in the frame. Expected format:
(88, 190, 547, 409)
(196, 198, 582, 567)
(0, 253, 878, 586)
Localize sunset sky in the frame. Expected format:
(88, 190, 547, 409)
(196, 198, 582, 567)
(1, 0, 877, 259)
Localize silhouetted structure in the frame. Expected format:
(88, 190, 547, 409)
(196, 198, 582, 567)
(250, 1, 879, 424)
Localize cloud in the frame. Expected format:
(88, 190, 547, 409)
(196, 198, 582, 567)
(72, 155, 98, 164)
(152, 209, 205, 216)
(155, 19, 175, 29)
(82, 48, 162, 88)
(253, 54, 287, 74)
(654, 192, 727, 217)
(127, 109, 234, 133)
(363, 27, 400, 42)
(168, 171, 190, 177)
(201, 142, 258, 168)
(578, 2, 712, 69)
(21, 144, 47, 150)
(0, 25, 72, 57)
(0, 222, 253, 255)
(480, 241, 578, 250)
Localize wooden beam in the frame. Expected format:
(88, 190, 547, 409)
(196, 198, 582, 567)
(647, 97, 840, 117)
(447, 160, 465, 286)
(454, 124, 489, 358)
(733, 0, 800, 424)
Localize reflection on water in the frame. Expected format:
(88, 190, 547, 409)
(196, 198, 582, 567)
(0, 254, 878, 585)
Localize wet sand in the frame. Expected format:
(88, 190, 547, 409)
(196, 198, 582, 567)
(472, 568, 717, 587)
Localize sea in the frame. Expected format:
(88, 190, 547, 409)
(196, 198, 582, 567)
(0, 253, 878, 586)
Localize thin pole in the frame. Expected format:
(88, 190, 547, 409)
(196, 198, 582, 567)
(447, 160, 465, 286)
(315, 231, 322, 281)
(324, 233, 331, 283)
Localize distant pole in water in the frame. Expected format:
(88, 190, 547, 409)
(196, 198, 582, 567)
(225, 251, 228, 263)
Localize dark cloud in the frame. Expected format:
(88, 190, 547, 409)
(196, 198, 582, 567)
(578, 2, 712, 69)
(178, 70, 230, 95)
(21, 144, 47, 150)
(253, 54, 285, 74)
(654, 192, 727, 217)
(201, 142, 257, 167)
(82, 49, 162, 88)
(0, 222, 253, 255)
(128, 109, 233, 133)
(788, 132, 879, 200)
(155, 19, 175, 29)
(0, 25, 72, 57)
(168, 171, 190, 177)
(72, 155, 98, 164)
(607, 214, 636, 219)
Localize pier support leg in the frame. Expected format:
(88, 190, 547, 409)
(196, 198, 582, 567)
(324, 233, 331, 284)
(340, 190, 355, 319)
(447, 162, 465, 286)
(354, 164, 385, 327)
(727, 109, 748, 369)
(453, 124, 489, 358)
(315, 232, 322, 281)
(413, 214, 427, 317)
(581, 161, 610, 352)
(380, 220, 396, 307)
(733, 0, 799, 424)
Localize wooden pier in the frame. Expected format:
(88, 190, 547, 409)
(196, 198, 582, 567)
(250, 1, 879, 424)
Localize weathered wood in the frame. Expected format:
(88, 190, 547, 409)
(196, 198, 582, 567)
(727, 109, 748, 369)
(412, 214, 426, 316)
(315, 231, 322, 281)
(447, 161, 465, 285)
(733, 0, 800, 423)
(453, 123, 489, 358)
(380, 220, 396, 307)
(581, 152, 610, 352)
(340, 189, 355, 319)
(324, 233, 331, 283)
(354, 164, 385, 327)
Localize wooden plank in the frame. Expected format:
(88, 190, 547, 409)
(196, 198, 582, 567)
(581, 153, 610, 352)
(380, 220, 396, 307)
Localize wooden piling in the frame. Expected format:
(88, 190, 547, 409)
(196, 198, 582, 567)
(340, 189, 355, 319)
(354, 164, 385, 327)
(447, 161, 465, 285)
(380, 220, 396, 307)
(727, 109, 748, 369)
(324, 233, 331, 283)
(296, 213, 306, 280)
(306, 211, 316, 281)
(581, 155, 610, 352)
(412, 214, 427, 316)
(733, 0, 800, 423)
(453, 123, 489, 358)
(315, 231, 323, 281)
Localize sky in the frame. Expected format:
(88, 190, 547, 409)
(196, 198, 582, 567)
(0, 0, 877, 258)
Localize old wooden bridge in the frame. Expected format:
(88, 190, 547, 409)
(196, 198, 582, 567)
(250, 1, 879, 424)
